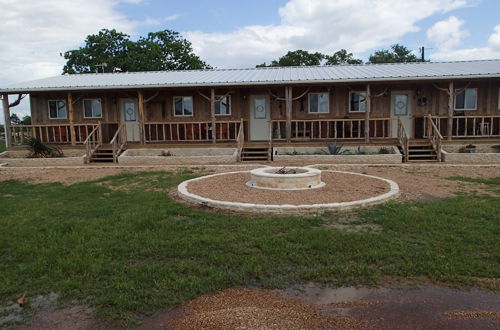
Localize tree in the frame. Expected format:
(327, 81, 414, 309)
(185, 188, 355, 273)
(257, 50, 325, 67)
(63, 29, 210, 74)
(10, 114, 20, 125)
(325, 49, 362, 65)
(368, 44, 421, 64)
(21, 115, 31, 125)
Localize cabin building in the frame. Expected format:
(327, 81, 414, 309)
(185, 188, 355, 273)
(1, 60, 500, 163)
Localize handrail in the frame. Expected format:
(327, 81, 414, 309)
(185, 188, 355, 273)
(397, 117, 409, 162)
(268, 119, 273, 161)
(426, 115, 443, 161)
(236, 118, 245, 162)
(84, 123, 101, 164)
(110, 123, 126, 163)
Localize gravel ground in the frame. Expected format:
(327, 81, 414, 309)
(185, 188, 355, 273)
(186, 171, 390, 205)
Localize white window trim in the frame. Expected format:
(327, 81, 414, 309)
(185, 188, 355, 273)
(348, 91, 366, 113)
(173, 96, 194, 117)
(454, 88, 477, 111)
(48, 99, 67, 119)
(82, 98, 103, 119)
(215, 95, 231, 116)
(308, 92, 330, 114)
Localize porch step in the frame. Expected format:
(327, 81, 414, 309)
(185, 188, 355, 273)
(88, 146, 115, 163)
(404, 142, 439, 162)
(240, 146, 271, 162)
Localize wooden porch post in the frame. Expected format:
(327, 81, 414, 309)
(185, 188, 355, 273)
(285, 86, 292, 143)
(210, 88, 216, 143)
(137, 90, 145, 144)
(67, 92, 76, 145)
(2, 94, 11, 148)
(365, 85, 371, 143)
(447, 81, 454, 141)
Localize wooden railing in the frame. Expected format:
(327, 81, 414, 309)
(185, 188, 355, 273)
(397, 117, 409, 162)
(9, 124, 98, 145)
(236, 119, 245, 162)
(426, 115, 443, 161)
(270, 118, 393, 140)
(110, 123, 126, 163)
(268, 119, 273, 160)
(144, 120, 242, 143)
(84, 124, 102, 164)
(423, 115, 500, 138)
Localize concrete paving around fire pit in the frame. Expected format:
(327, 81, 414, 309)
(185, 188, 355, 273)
(177, 168, 399, 214)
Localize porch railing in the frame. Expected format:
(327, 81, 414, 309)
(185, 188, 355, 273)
(236, 119, 245, 162)
(270, 118, 393, 140)
(84, 124, 102, 163)
(144, 120, 242, 143)
(426, 115, 443, 161)
(9, 124, 98, 145)
(397, 116, 409, 162)
(110, 123, 126, 163)
(423, 115, 500, 138)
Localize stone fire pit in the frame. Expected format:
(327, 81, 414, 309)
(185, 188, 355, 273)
(247, 167, 324, 190)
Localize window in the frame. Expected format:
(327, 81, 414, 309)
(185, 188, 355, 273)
(48, 100, 67, 119)
(349, 92, 366, 112)
(308, 93, 329, 113)
(455, 88, 477, 110)
(83, 99, 102, 118)
(498, 87, 500, 110)
(215, 96, 231, 115)
(173, 96, 193, 116)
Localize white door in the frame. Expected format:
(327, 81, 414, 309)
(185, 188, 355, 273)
(250, 95, 270, 141)
(120, 99, 140, 142)
(391, 92, 413, 138)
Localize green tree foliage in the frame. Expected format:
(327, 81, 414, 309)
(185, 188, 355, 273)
(257, 49, 362, 67)
(9, 114, 31, 125)
(63, 29, 210, 74)
(368, 44, 421, 64)
(325, 49, 363, 65)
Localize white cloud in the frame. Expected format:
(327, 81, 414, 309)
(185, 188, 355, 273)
(185, 0, 469, 68)
(429, 23, 500, 60)
(427, 16, 468, 50)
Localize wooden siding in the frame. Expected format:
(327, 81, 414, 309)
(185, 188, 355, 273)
(28, 80, 500, 126)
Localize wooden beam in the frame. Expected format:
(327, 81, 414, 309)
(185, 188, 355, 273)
(2, 94, 11, 148)
(210, 88, 216, 144)
(144, 91, 159, 104)
(67, 92, 76, 145)
(447, 81, 454, 141)
(285, 87, 292, 142)
(137, 90, 145, 144)
(365, 84, 371, 143)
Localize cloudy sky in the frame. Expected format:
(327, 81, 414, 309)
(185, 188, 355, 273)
(1, 0, 500, 119)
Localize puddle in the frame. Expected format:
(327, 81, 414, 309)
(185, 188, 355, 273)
(283, 283, 500, 329)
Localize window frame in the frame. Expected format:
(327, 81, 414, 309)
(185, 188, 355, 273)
(82, 98, 103, 119)
(173, 96, 194, 117)
(308, 92, 330, 114)
(498, 87, 500, 110)
(348, 91, 367, 113)
(48, 100, 68, 119)
(454, 88, 478, 111)
(215, 95, 231, 116)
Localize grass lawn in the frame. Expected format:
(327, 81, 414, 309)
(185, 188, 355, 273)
(0, 139, 5, 152)
(0, 171, 499, 325)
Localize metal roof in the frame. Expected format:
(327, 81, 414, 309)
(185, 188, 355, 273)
(1, 59, 500, 93)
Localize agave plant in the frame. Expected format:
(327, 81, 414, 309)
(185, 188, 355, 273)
(326, 143, 346, 155)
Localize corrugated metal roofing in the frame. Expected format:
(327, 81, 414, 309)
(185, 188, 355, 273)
(1, 59, 500, 93)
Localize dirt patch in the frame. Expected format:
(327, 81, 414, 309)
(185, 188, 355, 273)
(14, 306, 101, 330)
(141, 288, 363, 330)
(185, 171, 391, 205)
(444, 311, 500, 320)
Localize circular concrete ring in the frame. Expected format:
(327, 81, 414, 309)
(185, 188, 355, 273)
(177, 170, 399, 214)
(249, 167, 324, 190)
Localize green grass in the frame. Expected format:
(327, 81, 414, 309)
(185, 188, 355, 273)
(0, 139, 5, 153)
(447, 176, 500, 186)
(1, 171, 499, 325)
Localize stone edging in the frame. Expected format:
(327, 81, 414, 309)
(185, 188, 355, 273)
(177, 170, 400, 214)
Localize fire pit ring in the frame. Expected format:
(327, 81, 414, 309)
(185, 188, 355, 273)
(247, 167, 324, 190)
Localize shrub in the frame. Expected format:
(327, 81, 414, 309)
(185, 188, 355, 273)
(26, 137, 63, 158)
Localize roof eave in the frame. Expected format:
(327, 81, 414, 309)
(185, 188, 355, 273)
(1, 73, 499, 94)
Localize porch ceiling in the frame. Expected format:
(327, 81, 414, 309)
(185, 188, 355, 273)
(1, 59, 500, 93)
